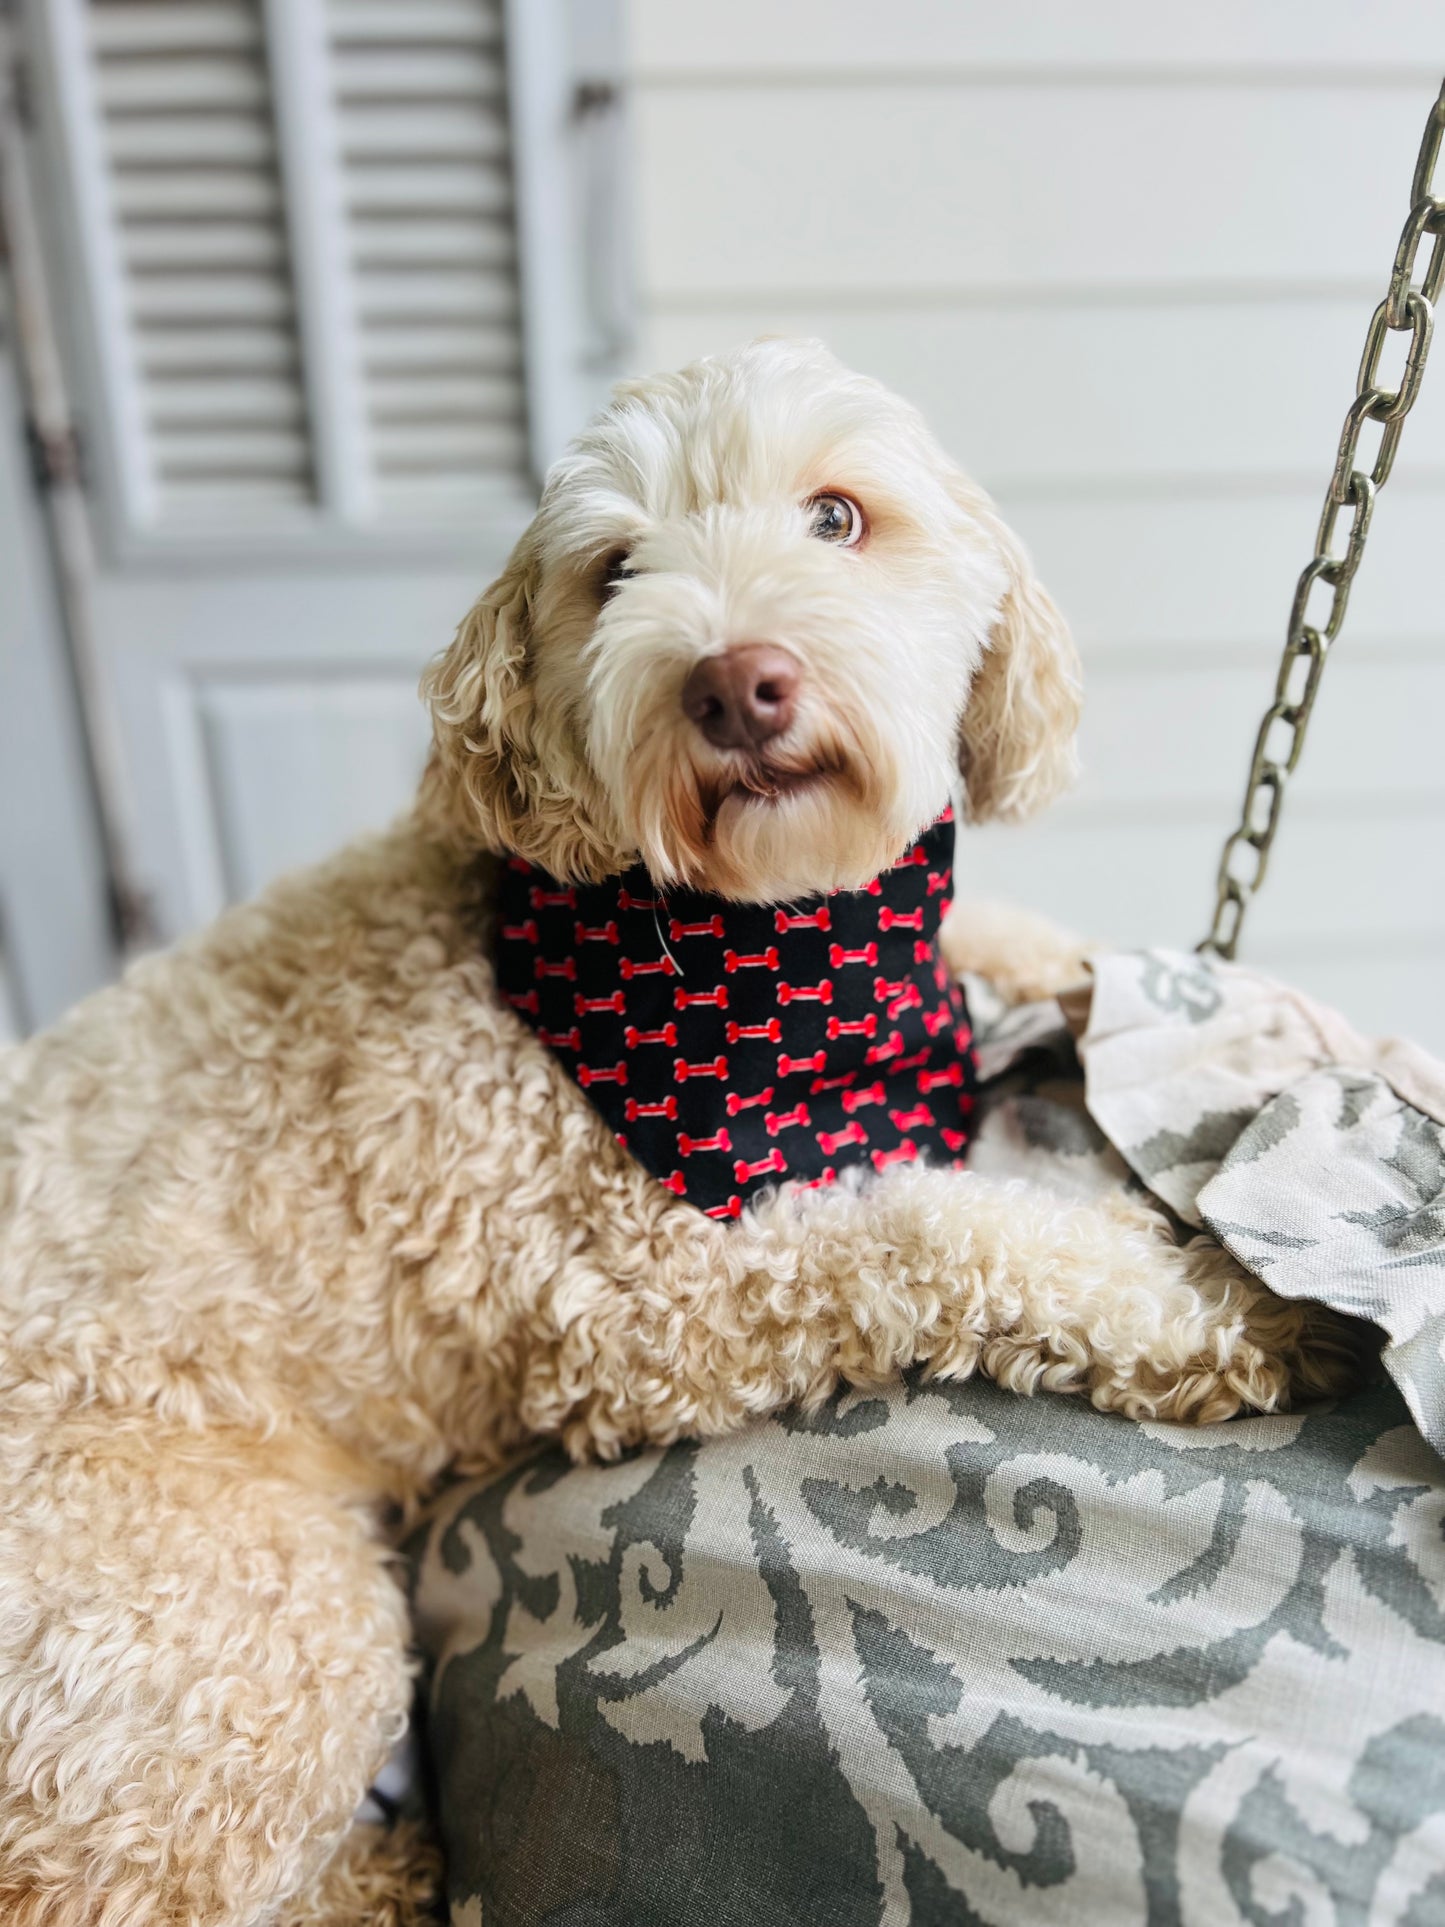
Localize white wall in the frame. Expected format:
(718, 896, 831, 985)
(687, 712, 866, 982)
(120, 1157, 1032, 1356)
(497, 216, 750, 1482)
(623, 2, 1445, 1052)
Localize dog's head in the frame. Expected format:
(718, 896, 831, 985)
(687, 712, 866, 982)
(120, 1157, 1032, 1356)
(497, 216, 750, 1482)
(422, 339, 1080, 900)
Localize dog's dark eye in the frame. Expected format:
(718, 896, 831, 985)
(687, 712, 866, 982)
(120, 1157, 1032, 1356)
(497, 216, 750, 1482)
(806, 493, 865, 547)
(601, 549, 634, 597)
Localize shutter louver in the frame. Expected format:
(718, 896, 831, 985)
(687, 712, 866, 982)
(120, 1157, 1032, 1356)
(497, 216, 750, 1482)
(327, 0, 530, 515)
(87, 0, 316, 520)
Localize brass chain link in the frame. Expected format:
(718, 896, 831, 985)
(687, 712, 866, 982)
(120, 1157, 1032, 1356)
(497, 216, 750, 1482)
(1201, 77, 1445, 960)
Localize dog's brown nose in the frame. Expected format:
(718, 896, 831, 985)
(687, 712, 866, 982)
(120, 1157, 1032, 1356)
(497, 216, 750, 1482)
(681, 644, 800, 750)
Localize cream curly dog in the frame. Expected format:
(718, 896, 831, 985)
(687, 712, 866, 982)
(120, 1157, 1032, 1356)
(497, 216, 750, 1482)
(0, 341, 1354, 1925)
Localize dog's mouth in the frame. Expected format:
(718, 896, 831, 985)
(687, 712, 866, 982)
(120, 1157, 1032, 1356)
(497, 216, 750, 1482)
(735, 762, 832, 803)
(701, 756, 842, 837)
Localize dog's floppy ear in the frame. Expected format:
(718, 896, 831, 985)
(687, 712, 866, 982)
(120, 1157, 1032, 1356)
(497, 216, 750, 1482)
(948, 475, 1082, 823)
(419, 530, 549, 855)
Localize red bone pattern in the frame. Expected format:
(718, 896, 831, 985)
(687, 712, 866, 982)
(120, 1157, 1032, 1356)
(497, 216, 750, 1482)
(625, 1023, 678, 1048)
(871, 1140, 919, 1171)
(777, 981, 832, 1006)
(492, 811, 975, 1213)
(626, 1096, 678, 1121)
(841, 1081, 886, 1114)
(620, 956, 675, 979)
(827, 1014, 878, 1040)
(577, 1060, 626, 1087)
(675, 1055, 729, 1082)
(918, 1062, 964, 1093)
(576, 991, 626, 1016)
(727, 1018, 782, 1043)
(734, 1149, 787, 1183)
(725, 1086, 774, 1115)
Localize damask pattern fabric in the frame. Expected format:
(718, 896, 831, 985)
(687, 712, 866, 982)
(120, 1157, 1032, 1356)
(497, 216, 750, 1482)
(1077, 949, 1445, 1454)
(410, 977, 1445, 1926)
(492, 815, 976, 1215)
(412, 1376, 1445, 1927)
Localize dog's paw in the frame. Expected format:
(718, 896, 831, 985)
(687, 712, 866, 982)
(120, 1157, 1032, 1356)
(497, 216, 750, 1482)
(940, 897, 1093, 1005)
(1099, 1244, 1372, 1425)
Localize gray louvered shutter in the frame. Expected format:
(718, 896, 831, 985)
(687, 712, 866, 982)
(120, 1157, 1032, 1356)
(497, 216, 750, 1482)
(12, 0, 623, 951)
(87, 0, 316, 519)
(45, 0, 536, 535)
(328, 0, 530, 512)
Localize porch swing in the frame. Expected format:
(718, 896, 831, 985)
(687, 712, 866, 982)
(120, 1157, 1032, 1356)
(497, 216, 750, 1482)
(1050, 75, 1445, 1451)
(405, 79, 1445, 1927)
(1198, 77, 1445, 968)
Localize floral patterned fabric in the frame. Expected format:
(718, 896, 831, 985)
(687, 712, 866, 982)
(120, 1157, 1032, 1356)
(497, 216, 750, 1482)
(409, 955, 1445, 1925)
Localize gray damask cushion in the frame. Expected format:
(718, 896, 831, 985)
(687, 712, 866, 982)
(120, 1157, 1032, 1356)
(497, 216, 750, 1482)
(409, 956, 1445, 1924)
(411, 1376, 1445, 1926)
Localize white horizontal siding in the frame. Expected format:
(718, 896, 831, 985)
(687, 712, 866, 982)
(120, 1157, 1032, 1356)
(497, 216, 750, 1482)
(1075, 656, 1445, 809)
(961, 812, 1445, 969)
(634, 82, 1436, 300)
(643, 301, 1445, 498)
(624, 6, 1445, 1051)
(630, 3, 1445, 75)
(1003, 490, 1444, 651)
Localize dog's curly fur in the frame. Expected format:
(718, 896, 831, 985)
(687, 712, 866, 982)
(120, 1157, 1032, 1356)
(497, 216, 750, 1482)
(0, 342, 1360, 1924)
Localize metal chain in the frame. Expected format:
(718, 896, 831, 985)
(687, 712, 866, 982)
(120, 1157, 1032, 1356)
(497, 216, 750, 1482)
(1201, 77, 1445, 960)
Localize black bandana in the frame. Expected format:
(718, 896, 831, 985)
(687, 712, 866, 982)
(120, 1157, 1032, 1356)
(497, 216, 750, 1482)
(493, 811, 977, 1218)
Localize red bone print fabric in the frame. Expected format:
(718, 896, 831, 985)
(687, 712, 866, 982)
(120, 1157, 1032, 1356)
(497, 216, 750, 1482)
(493, 811, 977, 1219)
